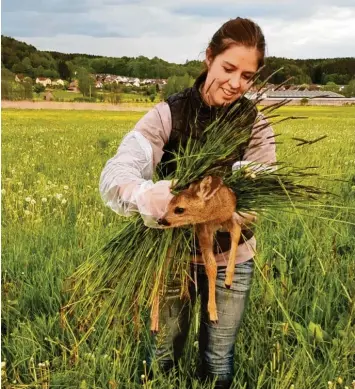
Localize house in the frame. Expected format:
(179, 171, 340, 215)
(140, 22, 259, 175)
(51, 79, 65, 86)
(95, 81, 103, 89)
(15, 74, 25, 82)
(44, 91, 55, 101)
(36, 77, 52, 87)
(68, 80, 79, 92)
(264, 90, 345, 98)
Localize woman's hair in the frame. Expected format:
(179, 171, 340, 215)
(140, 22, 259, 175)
(205, 17, 266, 69)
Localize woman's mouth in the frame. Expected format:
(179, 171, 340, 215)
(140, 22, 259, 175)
(221, 88, 236, 98)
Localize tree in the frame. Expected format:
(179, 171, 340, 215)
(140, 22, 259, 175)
(77, 67, 96, 97)
(343, 79, 355, 97)
(58, 60, 71, 80)
(33, 83, 46, 94)
(162, 73, 194, 99)
(21, 57, 34, 77)
(23, 77, 33, 99)
(322, 82, 340, 93)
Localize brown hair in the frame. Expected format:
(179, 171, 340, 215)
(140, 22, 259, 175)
(205, 17, 266, 70)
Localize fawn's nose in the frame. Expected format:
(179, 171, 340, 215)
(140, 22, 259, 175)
(157, 218, 170, 226)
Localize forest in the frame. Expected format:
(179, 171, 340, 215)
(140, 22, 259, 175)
(2, 35, 355, 85)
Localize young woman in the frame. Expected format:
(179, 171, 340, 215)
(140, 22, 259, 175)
(100, 17, 276, 389)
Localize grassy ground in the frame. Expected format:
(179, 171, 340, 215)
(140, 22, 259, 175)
(1, 106, 354, 388)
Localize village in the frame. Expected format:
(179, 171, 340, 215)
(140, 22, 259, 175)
(13, 72, 351, 106)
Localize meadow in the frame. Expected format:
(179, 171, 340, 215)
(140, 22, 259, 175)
(1, 106, 355, 389)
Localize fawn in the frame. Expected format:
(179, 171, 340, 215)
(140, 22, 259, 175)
(151, 176, 242, 331)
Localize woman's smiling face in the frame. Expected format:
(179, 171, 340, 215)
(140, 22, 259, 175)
(202, 44, 259, 107)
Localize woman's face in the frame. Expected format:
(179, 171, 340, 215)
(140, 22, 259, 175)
(202, 44, 259, 107)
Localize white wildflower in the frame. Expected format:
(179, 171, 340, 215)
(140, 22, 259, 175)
(63, 185, 69, 190)
(41, 198, 47, 203)
(24, 210, 31, 216)
(61, 199, 67, 205)
(30, 199, 36, 205)
(55, 193, 63, 200)
(25, 197, 31, 202)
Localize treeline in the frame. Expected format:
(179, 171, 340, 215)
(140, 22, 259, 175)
(1, 35, 355, 85)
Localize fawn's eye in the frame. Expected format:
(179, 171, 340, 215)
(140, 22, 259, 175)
(174, 207, 185, 215)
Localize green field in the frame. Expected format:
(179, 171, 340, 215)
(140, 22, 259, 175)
(2, 107, 355, 388)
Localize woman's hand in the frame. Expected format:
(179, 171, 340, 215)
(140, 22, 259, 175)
(135, 180, 175, 228)
(233, 211, 257, 227)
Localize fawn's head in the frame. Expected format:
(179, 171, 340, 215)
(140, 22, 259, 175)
(158, 176, 236, 227)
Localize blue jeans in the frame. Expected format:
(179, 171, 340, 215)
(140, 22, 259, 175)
(150, 259, 254, 383)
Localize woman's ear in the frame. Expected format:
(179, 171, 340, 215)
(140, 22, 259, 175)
(205, 47, 213, 69)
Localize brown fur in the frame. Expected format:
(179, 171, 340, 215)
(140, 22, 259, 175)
(150, 176, 241, 330)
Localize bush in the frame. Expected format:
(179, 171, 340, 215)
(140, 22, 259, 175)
(2, 80, 33, 100)
(300, 98, 309, 106)
(72, 97, 97, 103)
(105, 92, 121, 104)
(33, 83, 46, 94)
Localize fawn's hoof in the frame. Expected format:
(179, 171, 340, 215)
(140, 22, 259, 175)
(210, 319, 219, 325)
(225, 283, 231, 289)
(209, 312, 219, 323)
(151, 329, 158, 335)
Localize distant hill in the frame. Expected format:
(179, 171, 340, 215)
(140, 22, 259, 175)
(1, 35, 355, 85)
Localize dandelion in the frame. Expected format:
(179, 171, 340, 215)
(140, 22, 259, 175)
(61, 199, 67, 205)
(24, 210, 31, 216)
(63, 185, 69, 190)
(1, 189, 5, 195)
(55, 193, 63, 200)
(337, 377, 343, 385)
(25, 197, 31, 202)
(41, 198, 47, 203)
(30, 199, 36, 205)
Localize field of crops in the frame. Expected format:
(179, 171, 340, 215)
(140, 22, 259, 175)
(2, 106, 355, 389)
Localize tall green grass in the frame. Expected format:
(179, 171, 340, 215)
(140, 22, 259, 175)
(2, 107, 354, 388)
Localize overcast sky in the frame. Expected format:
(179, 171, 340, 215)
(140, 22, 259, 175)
(2, 0, 355, 63)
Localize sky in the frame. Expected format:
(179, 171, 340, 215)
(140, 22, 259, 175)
(2, 0, 355, 64)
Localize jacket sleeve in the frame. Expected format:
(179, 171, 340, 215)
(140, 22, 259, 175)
(232, 113, 277, 223)
(99, 102, 173, 227)
(242, 113, 277, 164)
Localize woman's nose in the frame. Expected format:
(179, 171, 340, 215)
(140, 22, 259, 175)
(229, 74, 241, 89)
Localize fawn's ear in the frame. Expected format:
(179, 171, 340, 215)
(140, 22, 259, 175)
(197, 176, 223, 201)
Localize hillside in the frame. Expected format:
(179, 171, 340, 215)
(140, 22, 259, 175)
(1, 35, 355, 85)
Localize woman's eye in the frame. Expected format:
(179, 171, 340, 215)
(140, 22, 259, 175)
(223, 67, 234, 73)
(242, 74, 253, 81)
(174, 207, 185, 214)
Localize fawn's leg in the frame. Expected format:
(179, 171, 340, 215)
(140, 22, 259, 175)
(150, 292, 160, 333)
(197, 223, 218, 323)
(221, 218, 242, 288)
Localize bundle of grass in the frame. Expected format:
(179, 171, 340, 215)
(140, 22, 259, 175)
(63, 76, 338, 352)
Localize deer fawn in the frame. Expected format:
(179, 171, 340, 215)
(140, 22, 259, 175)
(151, 176, 242, 331)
